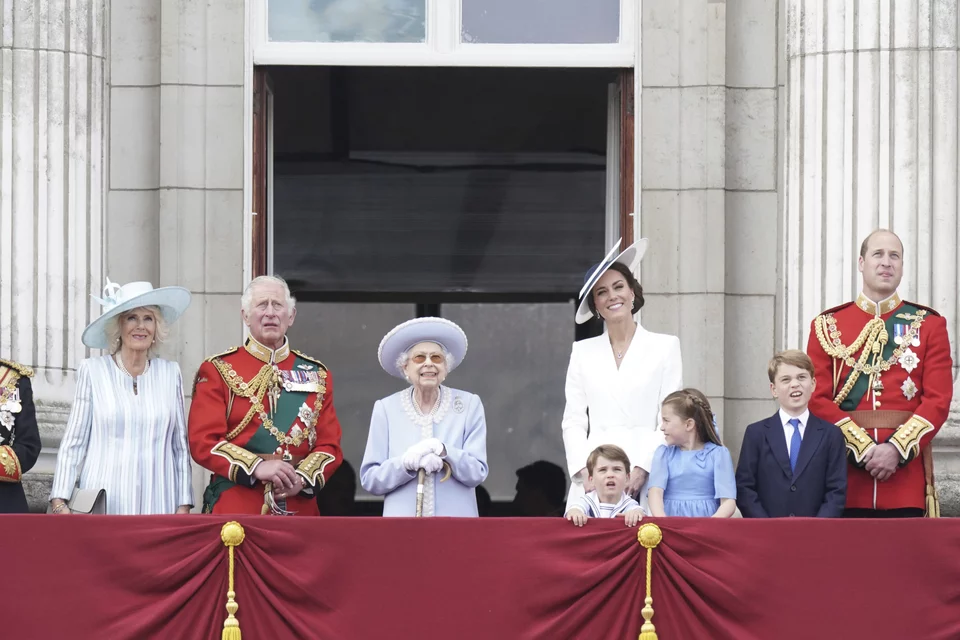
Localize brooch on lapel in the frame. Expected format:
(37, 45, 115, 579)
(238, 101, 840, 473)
(453, 397, 465, 414)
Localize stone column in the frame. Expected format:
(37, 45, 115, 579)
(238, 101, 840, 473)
(640, 0, 785, 463)
(156, 0, 247, 507)
(1, 0, 107, 508)
(640, 0, 728, 428)
(783, 0, 960, 512)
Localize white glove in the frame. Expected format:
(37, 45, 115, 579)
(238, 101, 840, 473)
(401, 446, 422, 472)
(401, 439, 445, 472)
(420, 453, 444, 474)
(420, 437, 444, 456)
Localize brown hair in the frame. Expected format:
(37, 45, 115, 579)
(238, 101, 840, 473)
(587, 262, 645, 318)
(767, 349, 815, 383)
(662, 388, 722, 446)
(859, 228, 903, 258)
(586, 444, 631, 475)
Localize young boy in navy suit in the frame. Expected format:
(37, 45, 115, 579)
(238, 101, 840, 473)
(736, 350, 847, 517)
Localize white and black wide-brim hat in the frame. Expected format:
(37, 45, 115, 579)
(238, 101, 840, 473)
(377, 317, 468, 379)
(575, 237, 648, 324)
(81, 278, 192, 349)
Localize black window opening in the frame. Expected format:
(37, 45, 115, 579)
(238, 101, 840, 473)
(270, 66, 611, 305)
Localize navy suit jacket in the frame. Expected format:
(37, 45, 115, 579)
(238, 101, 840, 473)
(735, 411, 846, 518)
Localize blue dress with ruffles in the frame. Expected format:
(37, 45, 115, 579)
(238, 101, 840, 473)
(647, 442, 736, 517)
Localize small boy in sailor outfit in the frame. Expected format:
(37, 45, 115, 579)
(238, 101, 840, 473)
(565, 445, 643, 527)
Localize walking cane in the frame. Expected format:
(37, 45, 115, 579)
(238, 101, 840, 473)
(415, 462, 453, 517)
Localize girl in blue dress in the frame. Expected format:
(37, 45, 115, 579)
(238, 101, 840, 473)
(647, 388, 737, 517)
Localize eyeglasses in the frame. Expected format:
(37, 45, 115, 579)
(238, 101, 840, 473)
(411, 354, 444, 364)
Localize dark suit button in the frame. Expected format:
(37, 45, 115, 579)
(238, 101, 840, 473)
(789, 513, 795, 517)
(790, 485, 797, 492)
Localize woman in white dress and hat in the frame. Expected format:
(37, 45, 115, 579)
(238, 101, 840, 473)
(49, 279, 195, 515)
(561, 239, 683, 512)
(360, 317, 489, 517)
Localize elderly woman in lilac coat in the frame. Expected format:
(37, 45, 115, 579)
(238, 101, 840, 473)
(360, 318, 488, 517)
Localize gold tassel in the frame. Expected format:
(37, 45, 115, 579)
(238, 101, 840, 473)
(925, 485, 940, 518)
(637, 523, 663, 640)
(221, 521, 246, 640)
(922, 446, 939, 518)
(262, 483, 273, 516)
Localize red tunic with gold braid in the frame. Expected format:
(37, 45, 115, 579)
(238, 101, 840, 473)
(188, 337, 343, 515)
(806, 292, 953, 511)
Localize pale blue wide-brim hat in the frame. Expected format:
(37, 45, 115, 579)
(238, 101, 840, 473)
(575, 237, 648, 324)
(377, 317, 469, 379)
(81, 278, 192, 349)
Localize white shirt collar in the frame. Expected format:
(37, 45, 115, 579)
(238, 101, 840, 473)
(778, 407, 809, 428)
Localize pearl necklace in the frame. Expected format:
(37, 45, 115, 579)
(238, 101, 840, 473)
(412, 387, 442, 417)
(115, 353, 149, 394)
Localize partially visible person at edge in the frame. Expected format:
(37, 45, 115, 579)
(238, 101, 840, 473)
(188, 275, 343, 516)
(50, 279, 194, 515)
(513, 460, 567, 517)
(561, 238, 683, 514)
(0, 357, 41, 513)
(806, 229, 953, 518)
(360, 317, 488, 517)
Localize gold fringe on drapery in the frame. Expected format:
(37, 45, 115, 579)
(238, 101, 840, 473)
(637, 523, 663, 640)
(220, 521, 246, 640)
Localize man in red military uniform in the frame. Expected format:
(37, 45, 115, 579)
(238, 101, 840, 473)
(189, 275, 342, 515)
(806, 229, 953, 517)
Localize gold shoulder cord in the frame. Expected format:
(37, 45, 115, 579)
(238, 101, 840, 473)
(814, 312, 926, 405)
(210, 358, 277, 441)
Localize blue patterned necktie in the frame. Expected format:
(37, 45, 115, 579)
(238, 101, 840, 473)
(788, 418, 802, 473)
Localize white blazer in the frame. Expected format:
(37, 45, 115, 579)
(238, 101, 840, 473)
(561, 324, 683, 508)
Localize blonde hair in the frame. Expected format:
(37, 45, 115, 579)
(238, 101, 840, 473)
(586, 444, 631, 475)
(104, 305, 169, 359)
(767, 349, 815, 383)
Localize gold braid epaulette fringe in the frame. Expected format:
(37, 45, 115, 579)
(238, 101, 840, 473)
(0, 358, 33, 378)
(210, 358, 278, 441)
(292, 349, 327, 370)
(205, 346, 239, 362)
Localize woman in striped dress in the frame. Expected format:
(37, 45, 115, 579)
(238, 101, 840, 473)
(49, 280, 194, 515)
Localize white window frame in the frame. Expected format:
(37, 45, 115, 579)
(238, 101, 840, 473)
(252, 0, 637, 68)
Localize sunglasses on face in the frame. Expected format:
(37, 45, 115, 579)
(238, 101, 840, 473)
(412, 354, 444, 364)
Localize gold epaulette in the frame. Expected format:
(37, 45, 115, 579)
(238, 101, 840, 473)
(818, 301, 855, 317)
(204, 346, 240, 362)
(293, 349, 328, 371)
(904, 300, 941, 317)
(0, 358, 33, 378)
